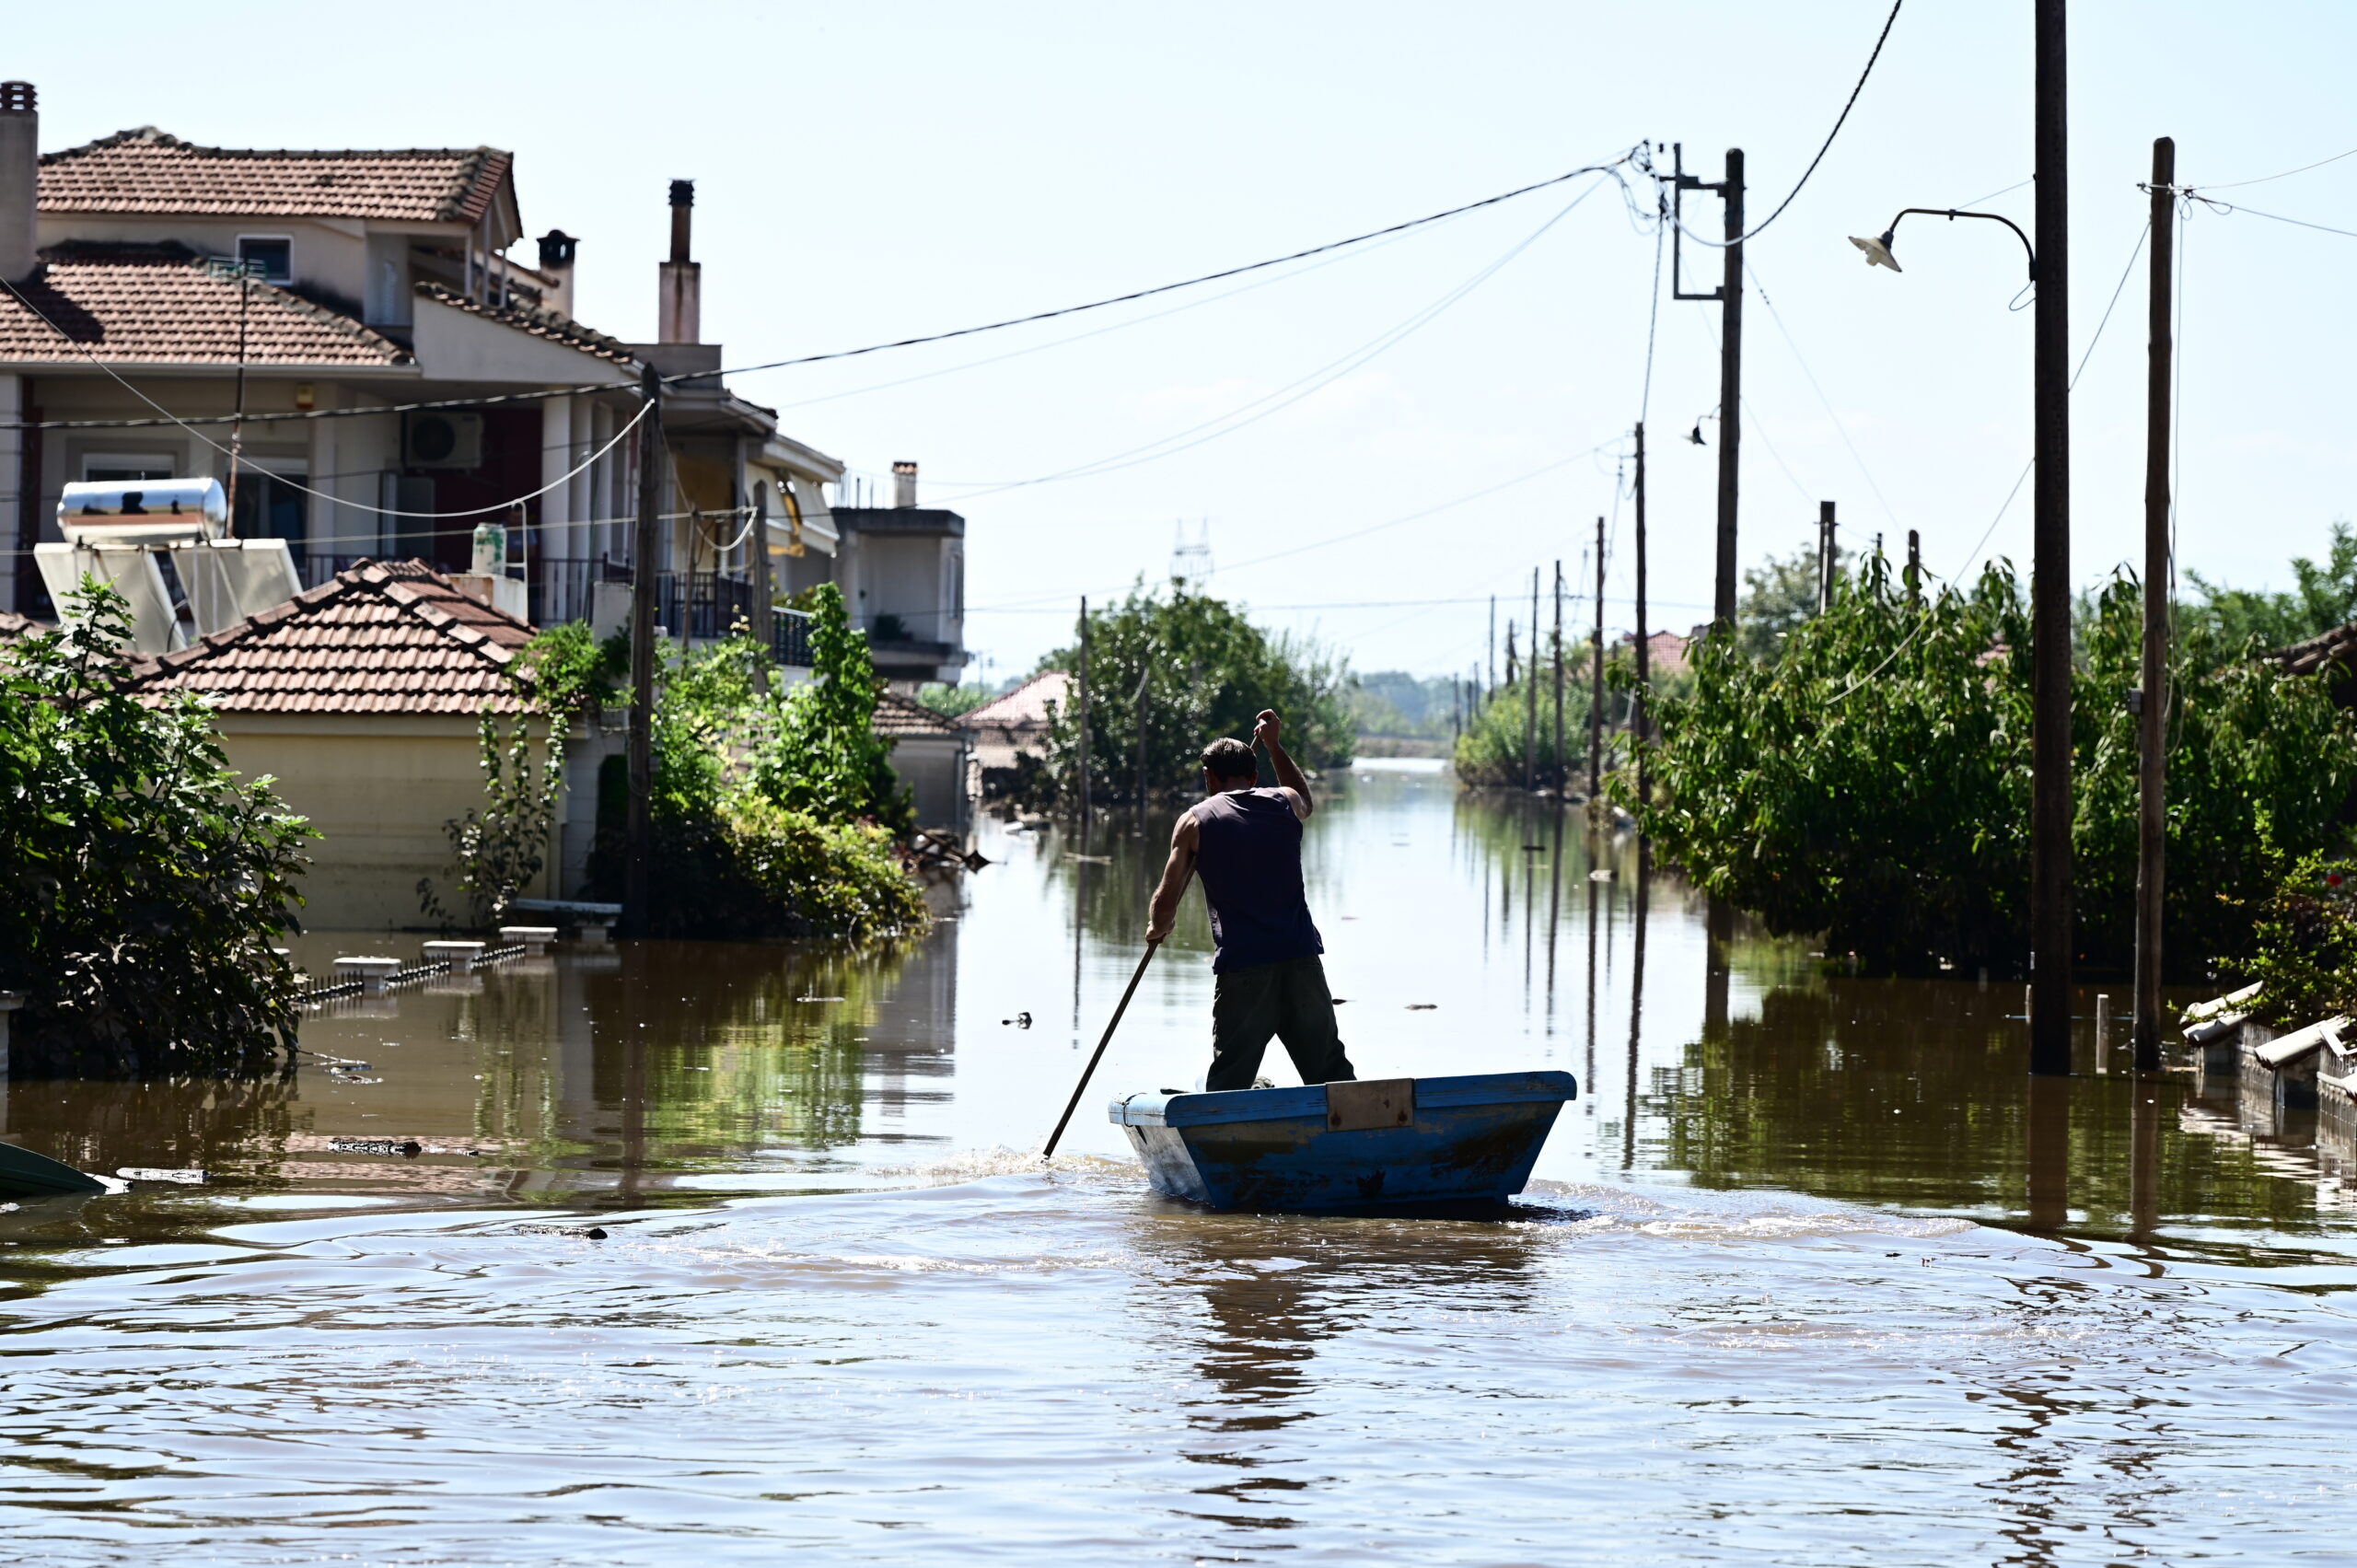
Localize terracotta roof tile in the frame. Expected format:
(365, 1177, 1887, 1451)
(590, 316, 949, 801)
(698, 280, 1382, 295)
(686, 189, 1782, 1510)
(962, 669, 1071, 731)
(873, 691, 963, 740)
(41, 128, 511, 224)
(414, 282, 637, 364)
(0, 244, 412, 366)
(0, 609, 52, 643)
(127, 560, 539, 715)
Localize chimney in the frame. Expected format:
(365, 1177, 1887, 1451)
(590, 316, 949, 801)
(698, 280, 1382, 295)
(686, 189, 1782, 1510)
(892, 460, 918, 508)
(0, 83, 36, 285)
(537, 228, 577, 319)
(657, 179, 700, 344)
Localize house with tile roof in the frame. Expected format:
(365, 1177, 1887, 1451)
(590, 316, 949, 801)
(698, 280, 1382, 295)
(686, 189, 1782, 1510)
(0, 82, 857, 676)
(871, 691, 973, 832)
(963, 669, 1071, 790)
(122, 558, 614, 929)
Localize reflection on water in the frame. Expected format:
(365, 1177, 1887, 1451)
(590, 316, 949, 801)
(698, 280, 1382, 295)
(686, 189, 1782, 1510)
(3, 760, 2354, 1564)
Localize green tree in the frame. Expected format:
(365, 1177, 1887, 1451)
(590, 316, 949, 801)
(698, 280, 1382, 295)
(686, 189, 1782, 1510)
(0, 584, 311, 1076)
(1631, 555, 2357, 976)
(1736, 542, 1850, 663)
(2183, 518, 2357, 655)
(1042, 585, 1354, 802)
(754, 584, 911, 831)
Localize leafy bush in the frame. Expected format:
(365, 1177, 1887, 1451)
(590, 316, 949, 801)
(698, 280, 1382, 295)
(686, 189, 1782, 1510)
(916, 680, 994, 719)
(754, 586, 911, 832)
(0, 585, 310, 1076)
(1042, 584, 1354, 801)
(514, 621, 629, 716)
(419, 712, 564, 929)
(2236, 854, 2357, 1024)
(1631, 556, 2357, 976)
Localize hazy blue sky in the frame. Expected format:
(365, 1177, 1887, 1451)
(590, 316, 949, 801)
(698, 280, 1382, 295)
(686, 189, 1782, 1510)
(17, 3, 2357, 680)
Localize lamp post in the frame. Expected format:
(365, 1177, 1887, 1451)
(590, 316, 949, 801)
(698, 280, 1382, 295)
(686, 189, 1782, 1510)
(1849, 0, 2072, 1077)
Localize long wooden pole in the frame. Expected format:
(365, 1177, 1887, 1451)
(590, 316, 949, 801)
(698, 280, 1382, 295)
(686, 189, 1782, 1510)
(1524, 567, 1539, 792)
(1550, 560, 1564, 792)
(1076, 597, 1091, 830)
(1633, 421, 1651, 814)
(622, 365, 663, 939)
(1588, 517, 1606, 797)
(2029, 0, 2074, 1075)
(1044, 943, 1161, 1157)
(2134, 135, 2176, 1073)
(1713, 149, 1744, 633)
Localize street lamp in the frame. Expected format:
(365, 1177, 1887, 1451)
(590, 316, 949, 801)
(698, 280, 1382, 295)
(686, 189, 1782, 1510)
(1848, 60, 2073, 1080)
(1847, 208, 2037, 280)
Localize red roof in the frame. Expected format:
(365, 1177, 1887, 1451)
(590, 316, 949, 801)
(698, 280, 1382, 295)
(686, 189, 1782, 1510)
(961, 669, 1071, 733)
(0, 609, 52, 643)
(0, 243, 411, 366)
(40, 128, 512, 225)
(127, 560, 538, 715)
(872, 691, 962, 740)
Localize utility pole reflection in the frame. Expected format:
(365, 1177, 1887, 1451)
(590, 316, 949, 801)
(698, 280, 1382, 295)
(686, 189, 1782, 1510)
(1623, 840, 1650, 1171)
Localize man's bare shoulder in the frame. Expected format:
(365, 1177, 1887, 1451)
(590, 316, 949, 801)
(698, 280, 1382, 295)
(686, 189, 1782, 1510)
(1279, 785, 1311, 820)
(1171, 805, 1202, 845)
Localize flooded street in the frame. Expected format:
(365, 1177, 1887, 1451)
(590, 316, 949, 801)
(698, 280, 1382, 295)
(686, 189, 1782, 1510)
(6, 761, 2356, 1564)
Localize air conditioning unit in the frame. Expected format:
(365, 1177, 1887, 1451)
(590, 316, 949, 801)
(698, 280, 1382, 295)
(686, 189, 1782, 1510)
(403, 411, 483, 470)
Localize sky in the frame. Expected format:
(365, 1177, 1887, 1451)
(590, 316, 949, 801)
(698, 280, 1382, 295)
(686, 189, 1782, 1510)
(16, 2, 2357, 682)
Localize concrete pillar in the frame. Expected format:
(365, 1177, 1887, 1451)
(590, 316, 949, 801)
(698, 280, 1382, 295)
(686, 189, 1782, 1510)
(540, 395, 573, 621)
(0, 374, 19, 612)
(307, 388, 339, 577)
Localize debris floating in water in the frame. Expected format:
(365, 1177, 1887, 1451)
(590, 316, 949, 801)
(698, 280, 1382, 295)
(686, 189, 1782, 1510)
(330, 1138, 423, 1157)
(1002, 1012, 1033, 1028)
(797, 996, 846, 1004)
(1406, 1004, 1438, 1011)
(116, 1167, 204, 1185)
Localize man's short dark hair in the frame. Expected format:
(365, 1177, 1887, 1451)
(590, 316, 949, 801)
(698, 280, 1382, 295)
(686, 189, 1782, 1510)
(1201, 737, 1257, 781)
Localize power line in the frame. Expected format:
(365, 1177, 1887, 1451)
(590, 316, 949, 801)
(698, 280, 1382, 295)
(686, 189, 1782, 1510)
(1660, 0, 1905, 248)
(702, 152, 1641, 383)
(2183, 196, 2357, 243)
(2192, 144, 2357, 192)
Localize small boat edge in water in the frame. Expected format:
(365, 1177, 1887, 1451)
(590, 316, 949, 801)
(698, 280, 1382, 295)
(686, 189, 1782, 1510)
(1109, 1070, 1576, 1212)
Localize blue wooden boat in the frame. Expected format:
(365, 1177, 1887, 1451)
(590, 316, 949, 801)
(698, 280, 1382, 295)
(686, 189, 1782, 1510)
(1109, 1070, 1576, 1212)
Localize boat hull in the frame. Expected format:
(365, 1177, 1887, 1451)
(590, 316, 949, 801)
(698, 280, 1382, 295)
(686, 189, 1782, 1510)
(1110, 1071, 1575, 1212)
(0, 1139, 108, 1199)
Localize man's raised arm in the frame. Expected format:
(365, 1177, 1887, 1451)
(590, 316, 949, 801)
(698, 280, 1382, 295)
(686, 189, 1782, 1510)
(1254, 709, 1313, 819)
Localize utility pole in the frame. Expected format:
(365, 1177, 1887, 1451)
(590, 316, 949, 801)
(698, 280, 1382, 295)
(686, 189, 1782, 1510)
(1551, 560, 1564, 793)
(1076, 597, 1091, 831)
(2029, 0, 2074, 1076)
(1525, 566, 1539, 792)
(622, 364, 664, 939)
(750, 480, 773, 655)
(1817, 500, 1836, 612)
(1906, 528, 1922, 605)
(1135, 659, 1151, 815)
(1588, 516, 1606, 797)
(1488, 596, 1498, 695)
(1633, 421, 1650, 812)
(1673, 145, 1743, 633)
(2134, 134, 2176, 1074)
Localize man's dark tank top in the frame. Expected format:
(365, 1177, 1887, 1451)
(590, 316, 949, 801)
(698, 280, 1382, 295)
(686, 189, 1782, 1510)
(1191, 786, 1323, 974)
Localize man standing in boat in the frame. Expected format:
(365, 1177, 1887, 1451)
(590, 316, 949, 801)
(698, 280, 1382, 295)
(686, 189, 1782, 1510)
(1145, 709, 1357, 1093)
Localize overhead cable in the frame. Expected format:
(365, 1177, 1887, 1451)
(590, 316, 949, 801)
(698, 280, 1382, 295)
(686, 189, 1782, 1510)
(1660, 0, 1905, 249)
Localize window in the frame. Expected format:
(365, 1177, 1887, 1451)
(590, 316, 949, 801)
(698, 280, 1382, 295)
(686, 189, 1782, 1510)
(83, 452, 179, 482)
(236, 236, 293, 284)
(231, 465, 309, 566)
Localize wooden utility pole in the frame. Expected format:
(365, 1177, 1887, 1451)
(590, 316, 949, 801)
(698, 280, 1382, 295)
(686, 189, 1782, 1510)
(1524, 566, 1539, 792)
(2134, 135, 2176, 1073)
(1817, 501, 1836, 612)
(1906, 528, 1922, 604)
(750, 478, 773, 654)
(1135, 659, 1151, 813)
(1488, 596, 1498, 694)
(1588, 517, 1606, 797)
(1076, 597, 1091, 830)
(1550, 560, 1564, 792)
(622, 364, 664, 939)
(1633, 421, 1650, 812)
(2029, 0, 2074, 1076)
(1714, 150, 1744, 633)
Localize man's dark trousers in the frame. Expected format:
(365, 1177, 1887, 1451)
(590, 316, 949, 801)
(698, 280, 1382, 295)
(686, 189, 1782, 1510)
(1207, 955, 1357, 1091)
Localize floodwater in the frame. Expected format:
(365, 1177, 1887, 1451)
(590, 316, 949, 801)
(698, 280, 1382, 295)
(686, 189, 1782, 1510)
(4, 761, 2355, 1565)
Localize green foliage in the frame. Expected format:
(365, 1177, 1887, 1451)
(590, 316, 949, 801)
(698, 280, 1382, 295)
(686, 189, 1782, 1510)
(1452, 645, 1600, 788)
(633, 587, 925, 940)
(754, 584, 911, 831)
(420, 712, 564, 929)
(1630, 555, 2357, 976)
(514, 621, 629, 716)
(2237, 854, 2357, 1024)
(1042, 583, 1354, 801)
(1736, 542, 1851, 663)
(2183, 519, 2357, 655)
(916, 680, 994, 719)
(0, 583, 310, 1076)
(1350, 670, 1460, 739)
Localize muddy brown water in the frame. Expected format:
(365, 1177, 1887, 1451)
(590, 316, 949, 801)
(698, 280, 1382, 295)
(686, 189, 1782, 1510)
(3, 760, 2353, 1564)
